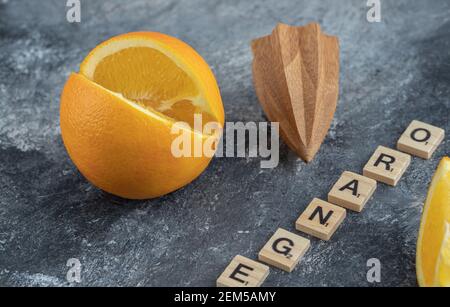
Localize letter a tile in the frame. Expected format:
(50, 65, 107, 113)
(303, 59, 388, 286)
(363, 146, 411, 186)
(216, 255, 269, 287)
(397, 120, 445, 159)
(258, 228, 310, 272)
(328, 171, 377, 212)
(295, 198, 346, 241)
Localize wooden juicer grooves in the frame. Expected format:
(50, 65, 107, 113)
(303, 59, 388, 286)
(251, 22, 340, 162)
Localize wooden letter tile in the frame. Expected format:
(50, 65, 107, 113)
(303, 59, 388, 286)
(363, 146, 411, 186)
(295, 198, 346, 241)
(216, 255, 269, 287)
(258, 228, 310, 272)
(328, 171, 377, 212)
(397, 120, 445, 159)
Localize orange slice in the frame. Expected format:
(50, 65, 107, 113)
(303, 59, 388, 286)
(416, 157, 450, 286)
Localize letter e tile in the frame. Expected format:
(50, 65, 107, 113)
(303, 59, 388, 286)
(216, 255, 269, 287)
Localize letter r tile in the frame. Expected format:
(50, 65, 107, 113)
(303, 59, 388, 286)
(397, 120, 445, 159)
(363, 146, 411, 186)
(258, 228, 310, 272)
(295, 198, 346, 241)
(216, 255, 269, 287)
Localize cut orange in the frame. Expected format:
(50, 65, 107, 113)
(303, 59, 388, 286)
(60, 32, 224, 199)
(416, 157, 450, 287)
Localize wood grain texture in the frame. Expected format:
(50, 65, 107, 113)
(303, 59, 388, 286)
(251, 23, 340, 162)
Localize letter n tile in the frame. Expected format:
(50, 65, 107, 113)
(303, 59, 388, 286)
(295, 198, 346, 241)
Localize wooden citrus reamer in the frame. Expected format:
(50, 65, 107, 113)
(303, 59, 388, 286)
(251, 23, 340, 162)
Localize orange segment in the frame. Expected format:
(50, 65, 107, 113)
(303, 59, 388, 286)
(92, 46, 198, 110)
(80, 32, 224, 127)
(416, 157, 450, 287)
(92, 45, 211, 130)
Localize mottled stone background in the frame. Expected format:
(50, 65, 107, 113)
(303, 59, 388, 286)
(0, 0, 448, 287)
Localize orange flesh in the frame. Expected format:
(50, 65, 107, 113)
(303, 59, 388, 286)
(420, 167, 450, 285)
(92, 46, 216, 129)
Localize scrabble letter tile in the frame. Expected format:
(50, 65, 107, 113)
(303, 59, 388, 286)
(363, 146, 411, 186)
(216, 255, 269, 287)
(328, 171, 377, 212)
(258, 228, 310, 272)
(397, 120, 445, 159)
(295, 198, 346, 241)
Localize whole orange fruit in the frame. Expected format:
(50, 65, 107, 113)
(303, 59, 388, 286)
(60, 32, 224, 199)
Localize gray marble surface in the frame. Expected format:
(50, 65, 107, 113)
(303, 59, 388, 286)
(0, 0, 449, 287)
